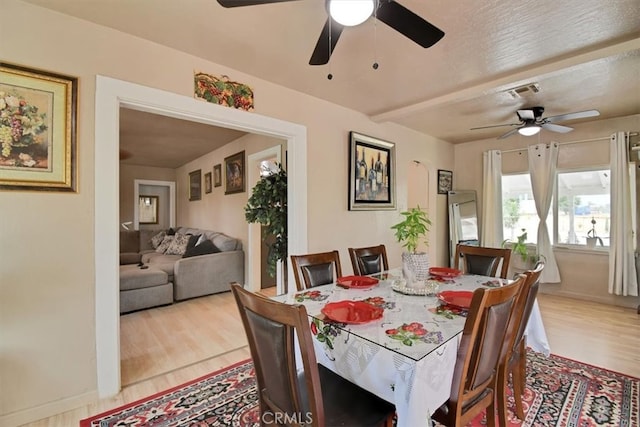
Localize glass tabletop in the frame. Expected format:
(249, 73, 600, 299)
(275, 269, 510, 361)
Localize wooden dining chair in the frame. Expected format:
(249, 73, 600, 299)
(453, 244, 512, 279)
(348, 244, 389, 275)
(230, 283, 395, 427)
(290, 250, 343, 291)
(432, 275, 524, 427)
(497, 260, 545, 424)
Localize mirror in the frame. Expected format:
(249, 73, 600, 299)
(448, 190, 479, 267)
(139, 195, 159, 224)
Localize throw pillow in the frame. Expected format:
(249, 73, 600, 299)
(155, 235, 174, 253)
(182, 240, 221, 258)
(186, 234, 201, 251)
(150, 231, 166, 249)
(166, 227, 177, 236)
(165, 233, 191, 255)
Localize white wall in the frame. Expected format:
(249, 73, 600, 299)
(453, 114, 640, 307)
(0, 1, 453, 424)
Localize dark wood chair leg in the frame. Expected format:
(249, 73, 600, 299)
(496, 365, 509, 426)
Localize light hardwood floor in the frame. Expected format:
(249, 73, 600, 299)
(20, 290, 640, 426)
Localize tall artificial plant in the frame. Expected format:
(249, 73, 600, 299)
(244, 164, 287, 277)
(391, 206, 432, 253)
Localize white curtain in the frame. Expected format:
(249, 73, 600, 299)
(528, 143, 561, 283)
(481, 150, 503, 248)
(608, 132, 638, 296)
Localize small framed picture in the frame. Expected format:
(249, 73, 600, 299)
(213, 163, 222, 187)
(224, 151, 245, 195)
(438, 169, 453, 194)
(204, 172, 212, 194)
(189, 169, 201, 201)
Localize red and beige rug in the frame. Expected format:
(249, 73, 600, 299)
(81, 352, 639, 426)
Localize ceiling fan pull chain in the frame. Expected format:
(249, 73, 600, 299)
(327, 16, 333, 80)
(372, 0, 379, 70)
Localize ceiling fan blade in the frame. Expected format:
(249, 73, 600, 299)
(498, 128, 520, 139)
(217, 0, 298, 7)
(470, 123, 520, 130)
(517, 109, 535, 120)
(309, 18, 344, 65)
(376, 0, 445, 48)
(545, 109, 600, 123)
(541, 123, 573, 133)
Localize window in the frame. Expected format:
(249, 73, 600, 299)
(556, 169, 610, 247)
(502, 174, 551, 244)
(502, 168, 610, 248)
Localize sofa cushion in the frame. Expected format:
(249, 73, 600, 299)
(156, 235, 174, 253)
(182, 240, 221, 258)
(212, 233, 240, 252)
(165, 233, 191, 255)
(119, 266, 168, 291)
(120, 252, 142, 265)
(186, 234, 201, 250)
(150, 231, 166, 249)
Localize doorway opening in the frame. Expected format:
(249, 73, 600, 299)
(96, 75, 307, 397)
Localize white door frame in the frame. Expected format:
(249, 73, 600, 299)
(95, 75, 307, 397)
(134, 179, 176, 229)
(247, 146, 283, 292)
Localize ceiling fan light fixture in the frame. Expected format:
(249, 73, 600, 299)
(518, 124, 541, 136)
(329, 0, 374, 26)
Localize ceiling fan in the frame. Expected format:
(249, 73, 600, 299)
(470, 106, 600, 139)
(216, 0, 445, 65)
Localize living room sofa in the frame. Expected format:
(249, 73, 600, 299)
(120, 227, 244, 309)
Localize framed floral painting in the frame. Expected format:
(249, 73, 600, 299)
(0, 62, 77, 191)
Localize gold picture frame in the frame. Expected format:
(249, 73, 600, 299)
(224, 151, 245, 195)
(213, 163, 222, 187)
(0, 62, 77, 191)
(189, 169, 201, 201)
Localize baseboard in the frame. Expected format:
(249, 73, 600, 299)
(0, 390, 97, 427)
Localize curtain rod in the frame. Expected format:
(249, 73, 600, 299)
(500, 132, 639, 154)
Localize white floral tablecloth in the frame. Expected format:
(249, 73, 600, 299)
(275, 270, 550, 427)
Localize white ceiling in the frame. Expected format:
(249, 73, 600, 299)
(26, 0, 640, 156)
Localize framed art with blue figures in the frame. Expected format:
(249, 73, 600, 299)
(348, 131, 396, 211)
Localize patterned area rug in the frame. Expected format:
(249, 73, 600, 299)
(80, 352, 639, 426)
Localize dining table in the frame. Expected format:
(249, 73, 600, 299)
(273, 268, 550, 427)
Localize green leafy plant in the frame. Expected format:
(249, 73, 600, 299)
(391, 206, 432, 253)
(503, 228, 541, 263)
(244, 164, 287, 277)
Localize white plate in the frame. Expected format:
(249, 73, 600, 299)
(391, 280, 440, 296)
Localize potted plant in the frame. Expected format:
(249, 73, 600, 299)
(586, 217, 603, 249)
(244, 163, 287, 280)
(391, 206, 432, 283)
(503, 229, 542, 271)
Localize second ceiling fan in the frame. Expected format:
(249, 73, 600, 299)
(471, 106, 600, 139)
(217, 0, 445, 65)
